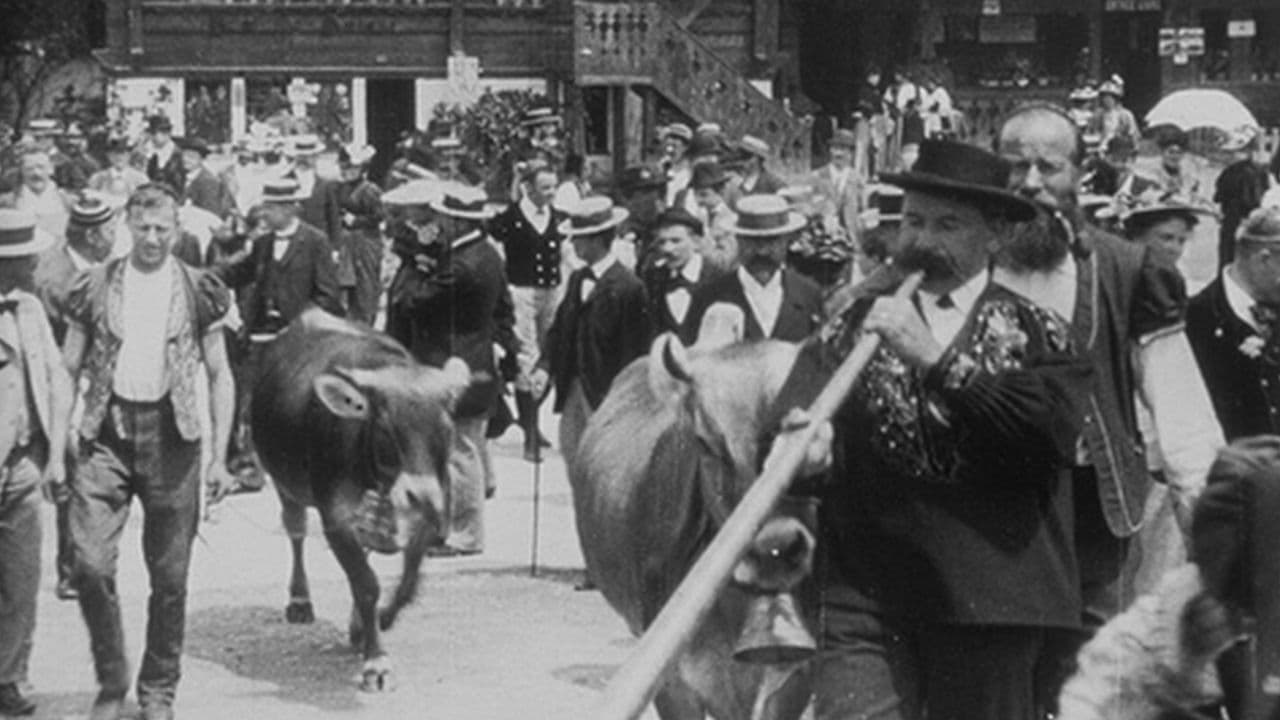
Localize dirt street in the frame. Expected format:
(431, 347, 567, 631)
(23, 421, 660, 720)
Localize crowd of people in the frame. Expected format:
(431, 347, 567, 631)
(1, 85, 1280, 720)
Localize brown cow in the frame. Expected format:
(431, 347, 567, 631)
(572, 333, 819, 719)
(252, 309, 481, 691)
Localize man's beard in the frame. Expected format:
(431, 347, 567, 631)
(743, 254, 782, 279)
(998, 208, 1071, 272)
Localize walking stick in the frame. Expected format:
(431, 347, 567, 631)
(529, 381, 550, 578)
(594, 271, 923, 720)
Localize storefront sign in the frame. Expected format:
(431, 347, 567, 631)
(1105, 0, 1160, 11)
(978, 15, 1036, 44)
(1158, 27, 1205, 57)
(1228, 20, 1257, 39)
(981, 0, 1001, 17)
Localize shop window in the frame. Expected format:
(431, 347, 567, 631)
(185, 79, 231, 146)
(244, 77, 352, 146)
(938, 13, 1087, 89)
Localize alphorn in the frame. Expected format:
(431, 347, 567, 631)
(595, 270, 925, 719)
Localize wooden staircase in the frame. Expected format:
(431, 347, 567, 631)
(573, 0, 809, 174)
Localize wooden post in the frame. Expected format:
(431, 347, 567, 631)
(127, 0, 144, 57)
(753, 0, 779, 63)
(450, 0, 466, 54)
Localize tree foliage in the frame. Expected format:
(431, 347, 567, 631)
(0, 0, 94, 138)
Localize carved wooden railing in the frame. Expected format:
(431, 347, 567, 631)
(574, 0, 810, 173)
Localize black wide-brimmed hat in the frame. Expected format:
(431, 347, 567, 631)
(880, 139, 1037, 221)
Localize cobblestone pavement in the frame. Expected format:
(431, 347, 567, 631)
(24, 418, 660, 720)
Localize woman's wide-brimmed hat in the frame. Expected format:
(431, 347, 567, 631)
(558, 196, 630, 237)
(1120, 189, 1217, 230)
(429, 184, 495, 221)
(0, 209, 55, 257)
(879, 139, 1038, 222)
(731, 194, 807, 237)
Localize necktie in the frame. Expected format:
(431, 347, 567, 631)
(937, 294, 955, 310)
(580, 267, 597, 302)
(667, 273, 694, 292)
(1251, 303, 1280, 366)
(0, 299, 18, 314)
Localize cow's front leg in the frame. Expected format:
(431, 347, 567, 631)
(281, 495, 314, 623)
(324, 527, 392, 691)
(379, 522, 432, 631)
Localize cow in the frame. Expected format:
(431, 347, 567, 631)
(572, 332, 821, 719)
(251, 309, 479, 691)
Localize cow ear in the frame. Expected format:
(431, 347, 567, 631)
(314, 373, 371, 419)
(648, 333, 693, 401)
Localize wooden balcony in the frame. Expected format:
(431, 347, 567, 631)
(574, 1, 809, 171)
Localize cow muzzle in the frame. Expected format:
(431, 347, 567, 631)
(385, 472, 446, 552)
(734, 591, 816, 664)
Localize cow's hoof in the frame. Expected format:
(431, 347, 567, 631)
(359, 656, 394, 692)
(378, 606, 398, 632)
(285, 600, 315, 624)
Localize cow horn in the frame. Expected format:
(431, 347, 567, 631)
(661, 334, 693, 383)
(733, 593, 816, 664)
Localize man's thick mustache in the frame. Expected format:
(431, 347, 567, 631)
(894, 246, 952, 277)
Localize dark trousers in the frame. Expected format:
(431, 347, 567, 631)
(70, 397, 200, 705)
(0, 453, 42, 686)
(813, 600, 1051, 720)
(347, 231, 384, 326)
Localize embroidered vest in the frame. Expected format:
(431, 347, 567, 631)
(78, 260, 211, 442)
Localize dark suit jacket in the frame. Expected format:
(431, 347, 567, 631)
(685, 267, 824, 344)
(547, 261, 652, 411)
(291, 173, 343, 248)
(183, 168, 235, 218)
(216, 220, 343, 332)
(643, 258, 727, 342)
(1067, 226, 1185, 537)
(146, 150, 185, 193)
(778, 281, 1091, 627)
(1186, 276, 1280, 441)
(393, 233, 514, 418)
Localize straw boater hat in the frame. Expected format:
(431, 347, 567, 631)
(381, 179, 442, 207)
(286, 134, 323, 156)
(660, 123, 694, 144)
(859, 184, 905, 231)
(879, 139, 1038, 222)
(0, 209, 55, 258)
(429, 184, 495, 221)
(731, 195, 807, 237)
(738, 135, 771, 160)
(521, 107, 561, 127)
(70, 192, 119, 228)
(1098, 76, 1124, 99)
(558, 196, 630, 237)
(26, 118, 59, 136)
(261, 178, 308, 203)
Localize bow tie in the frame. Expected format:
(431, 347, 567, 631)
(0, 299, 18, 314)
(666, 273, 694, 292)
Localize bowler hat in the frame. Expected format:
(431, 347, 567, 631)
(688, 134, 723, 160)
(0, 209, 55, 258)
(558, 196, 630, 237)
(105, 137, 131, 154)
(690, 161, 728, 190)
(617, 165, 666, 192)
(879, 139, 1037, 221)
(653, 206, 703, 236)
(1237, 206, 1280, 244)
(731, 194, 806, 237)
(177, 136, 210, 157)
(147, 115, 173, 133)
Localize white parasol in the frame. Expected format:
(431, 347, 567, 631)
(1144, 88, 1259, 134)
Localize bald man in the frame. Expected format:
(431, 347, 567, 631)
(992, 105, 1223, 707)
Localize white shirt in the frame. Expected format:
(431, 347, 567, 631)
(151, 142, 174, 170)
(273, 219, 301, 261)
(520, 197, 552, 235)
(829, 166, 852, 197)
(1222, 266, 1260, 331)
(294, 169, 316, 199)
(113, 259, 174, 401)
(665, 253, 703, 325)
(919, 269, 987, 348)
(581, 253, 617, 303)
(738, 265, 784, 337)
(66, 245, 94, 272)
